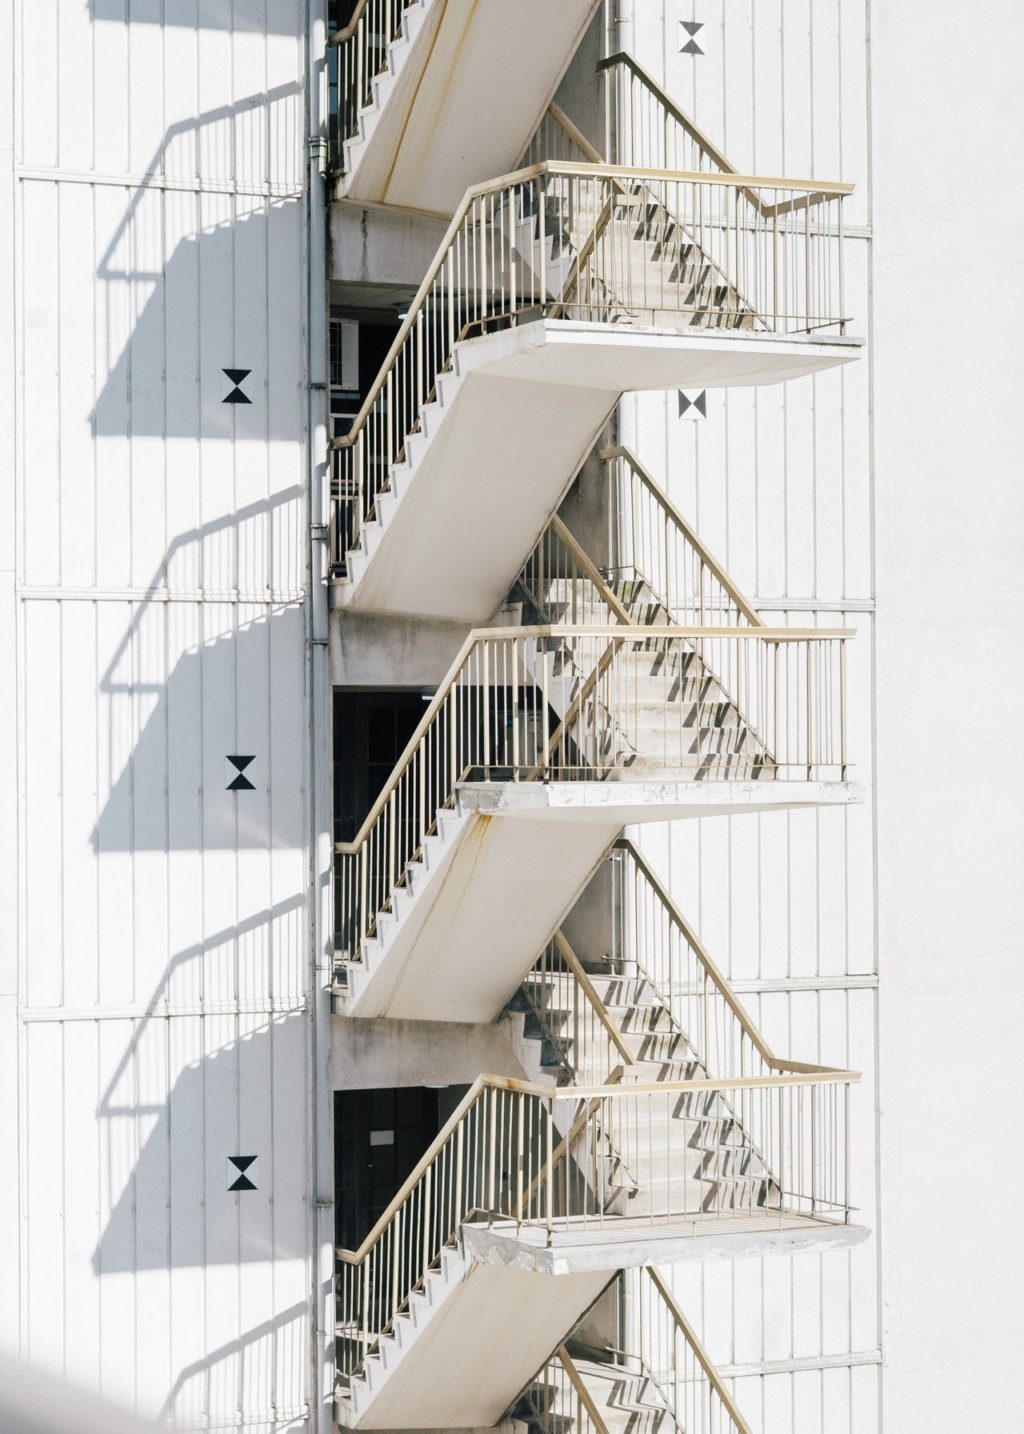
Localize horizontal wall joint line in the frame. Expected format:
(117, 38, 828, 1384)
(752, 597, 875, 613)
(17, 586, 306, 604)
(727, 974, 878, 994)
(15, 166, 303, 200)
(720, 1348, 882, 1379)
(19, 1000, 310, 1023)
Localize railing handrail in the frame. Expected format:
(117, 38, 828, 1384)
(557, 1345, 614, 1434)
(327, 0, 374, 45)
(597, 50, 850, 222)
(553, 930, 637, 1068)
(598, 444, 764, 627)
(617, 837, 832, 1076)
(598, 51, 737, 175)
(534, 516, 635, 626)
(334, 1066, 860, 1262)
(643, 1267, 754, 1434)
(334, 622, 854, 856)
(546, 102, 604, 164)
(327, 159, 854, 456)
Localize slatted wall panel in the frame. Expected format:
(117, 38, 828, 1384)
(11, 2, 315, 1426)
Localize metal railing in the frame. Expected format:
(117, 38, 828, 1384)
(512, 1342, 616, 1434)
(333, 625, 850, 960)
(519, 931, 637, 1088)
(625, 1266, 753, 1434)
(600, 444, 763, 628)
(328, 160, 852, 568)
(327, 0, 415, 166)
(334, 1070, 857, 1384)
(519, 101, 604, 168)
(611, 838, 831, 1087)
(599, 51, 754, 181)
(517, 1268, 751, 1434)
(514, 515, 632, 627)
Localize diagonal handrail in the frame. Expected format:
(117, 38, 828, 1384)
(644, 1267, 754, 1433)
(615, 837, 835, 1077)
(520, 929, 636, 1080)
(598, 50, 841, 222)
(598, 444, 763, 627)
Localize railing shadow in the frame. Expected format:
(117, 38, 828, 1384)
(91, 894, 311, 1277)
(89, 80, 305, 439)
(89, 487, 307, 853)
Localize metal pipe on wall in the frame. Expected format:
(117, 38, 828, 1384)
(306, 2, 335, 1431)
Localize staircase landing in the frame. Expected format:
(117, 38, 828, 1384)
(464, 1211, 870, 1273)
(458, 777, 862, 822)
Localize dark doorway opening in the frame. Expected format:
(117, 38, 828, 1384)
(335, 1086, 450, 1250)
(334, 689, 428, 844)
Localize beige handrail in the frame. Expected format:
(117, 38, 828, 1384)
(546, 517, 634, 625)
(554, 930, 636, 1069)
(644, 1267, 754, 1434)
(617, 837, 835, 1077)
(547, 102, 604, 164)
(597, 50, 846, 221)
(328, 159, 852, 457)
(328, 0, 373, 45)
(335, 1072, 535, 1265)
(598, 445, 764, 627)
(334, 622, 851, 857)
(557, 1346, 613, 1434)
(334, 1068, 859, 1261)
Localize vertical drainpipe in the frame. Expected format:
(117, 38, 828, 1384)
(606, 0, 637, 1364)
(606, 0, 636, 543)
(305, 2, 334, 1431)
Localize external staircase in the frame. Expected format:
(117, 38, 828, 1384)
(332, 840, 862, 1428)
(327, 41, 867, 1432)
(509, 1267, 753, 1434)
(329, 0, 601, 212)
(332, 451, 855, 1019)
(328, 139, 857, 622)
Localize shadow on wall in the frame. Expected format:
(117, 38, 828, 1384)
(89, 490, 308, 853)
(91, 895, 313, 1279)
(90, 0, 307, 32)
(90, 81, 306, 439)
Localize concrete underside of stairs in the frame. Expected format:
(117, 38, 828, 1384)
(463, 1214, 871, 1273)
(339, 0, 600, 214)
(346, 1262, 609, 1431)
(340, 811, 618, 1022)
(331, 321, 859, 623)
(338, 779, 860, 1021)
(457, 778, 863, 822)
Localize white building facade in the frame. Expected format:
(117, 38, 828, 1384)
(1, 3, 1021, 1433)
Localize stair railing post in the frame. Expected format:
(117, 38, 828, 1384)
(838, 195, 846, 335)
(839, 638, 847, 779)
(422, 1163, 432, 1276)
(810, 1083, 818, 1217)
(844, 1083, 851, 1222)
(806, 640, 814, 779)
(545, 1093, 554, 1246)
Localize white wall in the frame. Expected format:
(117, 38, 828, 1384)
(3, 4, 320, 1429)
(872, 4, 1024, 1431)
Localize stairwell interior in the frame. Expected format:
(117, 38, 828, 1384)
(326, 5, 865, 1430)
